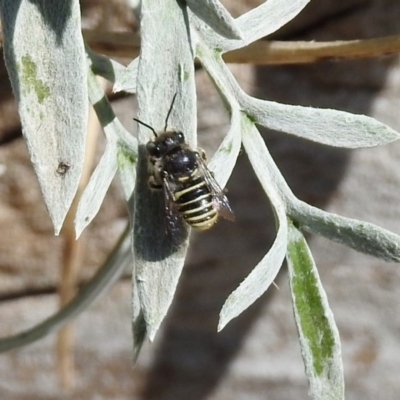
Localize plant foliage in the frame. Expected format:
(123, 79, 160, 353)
(1, 1, 400, 399)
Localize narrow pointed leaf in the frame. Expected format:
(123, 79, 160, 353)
(75, 144, 118, 237)
(186, 0, 243, 40)
(0, 0, 88, 234)
(219, 122, 289, 330)
(219, 205, 287, 330)
(133, 0, 196, 345)
(235, 0, 310, 47)
(240, 122, 294, 197)
(208, 108, 242, 188)
(75, 70, 137, 236)
(198, 0, 309, 52)
(287, 222, 344, 400)
(244, 96, 400, 148)
(199, 23, 400, 149)
(292, 201, 400, 262)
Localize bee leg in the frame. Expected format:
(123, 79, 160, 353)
(196, 148, 207, 161)
(148, 175, 162, 190)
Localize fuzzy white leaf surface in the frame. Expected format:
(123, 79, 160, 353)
(0, 0, 88, 234)
(196, 42, 240, 106)
(195, 13, 400, 335)
(186, 0, 243, 40)
(219, 122, 289, 330)
(291, 201, 400, 262)
(235, 0, 310, 48)
(117, 143, 138, 202)
(75, 70, 137, 237)
(197, 29, 400, 150)
(287, 223, 344, 400)
(208, 108, 242, 188)
(195, 0, 310, 52)
(244, 96, 400, 148)
(113, 57, 139, 93)
(219, 203, 287, 330)
(133, 0, 196, 344)
(75, 144, 118, 237)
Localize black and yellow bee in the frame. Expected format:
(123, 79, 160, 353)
(134, 100, 234, 234)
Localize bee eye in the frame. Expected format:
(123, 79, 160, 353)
(147, 141, 161, 157)
(176, 132, 185, 143)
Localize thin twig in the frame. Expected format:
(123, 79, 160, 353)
(80, 30, 400, 64)
(0, 226, 131, 353)
(223, 34, 400, 64)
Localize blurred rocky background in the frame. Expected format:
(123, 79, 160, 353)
(1, 0, 400, 399)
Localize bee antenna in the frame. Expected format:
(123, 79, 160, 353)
(133, 118, 158, 138)
(164, 93, 177, 131)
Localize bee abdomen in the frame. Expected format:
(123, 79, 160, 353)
(175, 178, 218, 230)
(179, 198, 218, 230)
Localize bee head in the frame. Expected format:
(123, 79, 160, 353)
(146, 131, 185, 158)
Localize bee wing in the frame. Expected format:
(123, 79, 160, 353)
(196, 154, 235, 222)
(162, 176, 185, 237)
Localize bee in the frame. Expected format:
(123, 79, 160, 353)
(134, 98, 234, 234)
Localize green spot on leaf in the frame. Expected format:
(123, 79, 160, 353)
(246, 113, 257, 124)
(287, 224, 335, 376)
(117, 145, 137, 169)
(241, 113, 256, 134)
(221, 140, 233, 154)
(178, 64, 190, 82)
(20, 55, 50, 104)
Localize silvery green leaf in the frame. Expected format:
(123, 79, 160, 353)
(219, 205, 287, 331)
(287, 222, 344, 400)
(75, 144, 118, 238)
(200, 52, 294, 329)
(198, 26, 400, 150)
(113, 57, 139, 93)
(195, 38, 242, 189)
(239, 117, 294, 198)
(186, 0, 243, 40)
(219, 122, 289, 330)
(196, 0, 309, 52)
(235, 0, 309, 46)
(0, 0, 88, 234)
(291, 201, 400, 262)
(208, 108, 242, 188)
(133, 0, 196, 344)
(117, 142, 138, 202)
(196, 42, 243, 107)
(86, 46, 127, 85)
(243, 96, 400, 148)
(75, 70, 137, 236)
(0, 227, 130, 352)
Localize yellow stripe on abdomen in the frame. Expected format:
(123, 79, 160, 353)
(174, 181, 206, 199)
